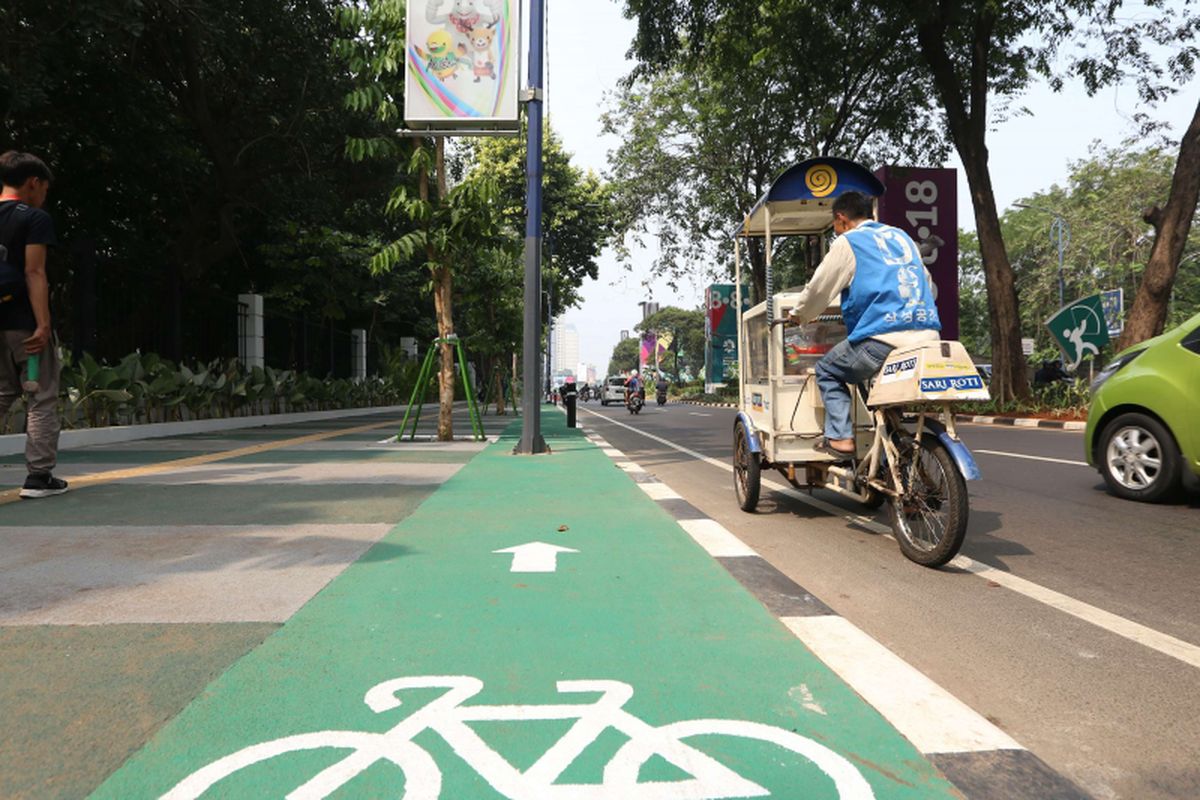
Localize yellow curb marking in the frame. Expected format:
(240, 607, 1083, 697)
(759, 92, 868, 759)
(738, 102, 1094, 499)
(0, 418, 402, 506)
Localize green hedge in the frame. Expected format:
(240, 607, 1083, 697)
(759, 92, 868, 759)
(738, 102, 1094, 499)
(1, 351, 474, 433)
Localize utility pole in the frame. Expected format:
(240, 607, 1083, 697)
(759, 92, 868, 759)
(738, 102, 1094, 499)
(515, 0, 547, 454)
(1014, 203, 1069, 309)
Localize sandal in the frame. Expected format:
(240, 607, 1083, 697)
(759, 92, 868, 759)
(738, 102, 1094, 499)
(813, 440, 856, 459)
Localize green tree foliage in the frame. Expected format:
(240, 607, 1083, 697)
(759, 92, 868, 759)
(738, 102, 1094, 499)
(468, 127, 616, 314)
(608, 0, 948, 301)
(620, 0, 1199, 403)
(1, 0, 413, 363)
(956, 232, 992, 359)
(607, 337, 641, 377)
(634, 306, 705, 380)
(958, 145, 1200, 362)
(337, 2, 614, 432)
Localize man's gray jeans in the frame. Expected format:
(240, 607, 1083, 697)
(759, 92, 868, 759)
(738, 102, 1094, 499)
(0, 330, 61, 474)
(814, 337, 894, 442)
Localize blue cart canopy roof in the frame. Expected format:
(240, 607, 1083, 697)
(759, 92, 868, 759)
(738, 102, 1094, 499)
(736, 158, 885, 238)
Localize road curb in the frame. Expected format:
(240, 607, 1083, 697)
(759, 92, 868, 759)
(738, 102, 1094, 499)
(0, 403, 437, 457)
(956, 414, 1087, 431)
(578, 416, 1092, 800)
(674, 400, 1087, 431)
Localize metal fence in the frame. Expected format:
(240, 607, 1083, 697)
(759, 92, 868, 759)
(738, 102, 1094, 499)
(58, 246, 370, 376)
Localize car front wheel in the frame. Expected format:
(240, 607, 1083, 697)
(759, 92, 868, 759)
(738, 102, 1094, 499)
(1099, 412, 1181, 502)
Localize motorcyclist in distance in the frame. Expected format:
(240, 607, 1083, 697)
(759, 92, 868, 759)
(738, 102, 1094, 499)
(624, 370, 641, 406)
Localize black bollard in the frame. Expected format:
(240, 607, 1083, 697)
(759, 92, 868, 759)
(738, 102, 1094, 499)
(563, 381, 578, 427)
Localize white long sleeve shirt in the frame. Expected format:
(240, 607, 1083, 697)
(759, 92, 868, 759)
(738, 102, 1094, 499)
(776, 229, 940, 349)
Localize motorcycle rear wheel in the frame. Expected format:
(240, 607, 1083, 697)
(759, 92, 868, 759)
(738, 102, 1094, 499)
(887, 433, 968, 567)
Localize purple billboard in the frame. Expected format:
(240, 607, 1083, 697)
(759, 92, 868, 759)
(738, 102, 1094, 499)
(875, 166, 959, 339)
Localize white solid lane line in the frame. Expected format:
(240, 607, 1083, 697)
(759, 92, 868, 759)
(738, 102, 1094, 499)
(950, 556, 1200, 669)
(782, 615, 1023, 754)
(974, 449, 1089, 467)
(580, 406, 1200, 671)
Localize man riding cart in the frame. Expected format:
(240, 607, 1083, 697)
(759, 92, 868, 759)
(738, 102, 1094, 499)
(777, 190, 941, 458)
(729, 157, 988, 567)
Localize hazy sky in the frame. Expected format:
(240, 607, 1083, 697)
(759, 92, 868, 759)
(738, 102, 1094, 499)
(536, 1, 1200, 371)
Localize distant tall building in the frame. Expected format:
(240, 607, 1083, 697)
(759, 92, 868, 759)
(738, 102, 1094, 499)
(552, 324, 580, 376)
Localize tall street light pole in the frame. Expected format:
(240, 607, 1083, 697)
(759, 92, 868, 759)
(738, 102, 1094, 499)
(1014, 203, 1070, 309)
(515, 0, 547, 454)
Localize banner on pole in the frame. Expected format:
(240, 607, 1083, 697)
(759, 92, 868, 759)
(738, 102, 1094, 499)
(1101, 288, 1124, 337)
(705, 284, 750, 385)
(875, 166, 959, 339)
(405, 0, 521, 130)
(640, 332, 657, 373)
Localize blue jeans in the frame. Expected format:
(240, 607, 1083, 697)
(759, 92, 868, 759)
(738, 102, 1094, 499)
(814, 337, 894, 441)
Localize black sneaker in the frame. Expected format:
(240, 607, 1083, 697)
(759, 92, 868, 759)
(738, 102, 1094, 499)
(20, 472, 69, 499)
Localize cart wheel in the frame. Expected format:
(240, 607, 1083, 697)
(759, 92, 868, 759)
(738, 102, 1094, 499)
(734, 423, 761, 512)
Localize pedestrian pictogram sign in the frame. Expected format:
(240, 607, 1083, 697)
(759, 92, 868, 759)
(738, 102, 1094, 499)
(1045, 295, 1110, 369)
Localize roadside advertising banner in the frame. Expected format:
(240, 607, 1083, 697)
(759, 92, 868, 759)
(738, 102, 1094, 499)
(705, 284, 750, 385)
(405, 0, 520, 130)
(1101, 288, 1124, 337)
(640, 332, 657, 373)
(875, 167, 959, 339)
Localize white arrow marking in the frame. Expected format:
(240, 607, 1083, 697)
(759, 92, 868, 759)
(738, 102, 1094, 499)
(493, 542, 579, 573)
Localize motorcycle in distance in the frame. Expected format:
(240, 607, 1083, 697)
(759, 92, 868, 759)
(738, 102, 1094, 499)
(656, 378, 669, 406)
(626, 389, 645, 415)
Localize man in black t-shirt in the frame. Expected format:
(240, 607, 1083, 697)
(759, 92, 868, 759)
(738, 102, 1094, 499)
(0, 151, 67, 498)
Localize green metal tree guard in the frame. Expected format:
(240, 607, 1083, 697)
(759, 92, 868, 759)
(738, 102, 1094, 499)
(397, 335, 485, 441)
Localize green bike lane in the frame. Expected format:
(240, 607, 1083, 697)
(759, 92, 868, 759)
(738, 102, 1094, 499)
(89, 410, 961, 799)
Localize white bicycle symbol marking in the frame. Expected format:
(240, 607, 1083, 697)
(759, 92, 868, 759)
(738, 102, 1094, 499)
(163, 675, 876, 799)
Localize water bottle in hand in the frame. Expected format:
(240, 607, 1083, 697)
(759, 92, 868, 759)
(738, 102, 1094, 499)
(22, 354, 39, 392)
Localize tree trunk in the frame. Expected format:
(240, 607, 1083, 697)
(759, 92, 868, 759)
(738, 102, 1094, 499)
(433, 263, 455, 440)
(434, 137, 455, 441)
(913, 12, 1030, 402)
(493, 355, 507, 415)
(961, 146, 1029, 402)
(1118, 96, 1200, 351)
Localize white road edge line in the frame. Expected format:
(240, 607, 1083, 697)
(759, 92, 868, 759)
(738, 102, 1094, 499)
(974, 449, 1089, 467)
(580, 406, 1200, 671)
(639, 482, 682, 501)
(782, 616, 1023, 754)
(677, 518, 758, 557)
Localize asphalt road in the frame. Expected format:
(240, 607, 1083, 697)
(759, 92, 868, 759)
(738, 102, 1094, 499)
(576, 398, 1200, 800)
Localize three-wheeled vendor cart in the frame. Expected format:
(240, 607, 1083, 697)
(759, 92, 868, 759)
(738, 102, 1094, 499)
(729, 158, 990, 567)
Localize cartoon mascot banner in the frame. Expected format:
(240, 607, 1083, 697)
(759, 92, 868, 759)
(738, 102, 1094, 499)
(405, 0, 520, 129)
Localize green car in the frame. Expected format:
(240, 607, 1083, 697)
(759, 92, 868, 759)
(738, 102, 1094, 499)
(1085, 312, 1200, 502)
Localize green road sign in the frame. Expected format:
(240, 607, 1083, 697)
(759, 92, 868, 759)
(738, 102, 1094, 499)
(1046, 294, 1110, 369)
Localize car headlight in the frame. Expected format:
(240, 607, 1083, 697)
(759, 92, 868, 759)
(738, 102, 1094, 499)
(1090, 349, 1145, 394)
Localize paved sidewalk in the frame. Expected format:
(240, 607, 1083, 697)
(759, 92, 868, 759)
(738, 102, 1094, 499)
(0, 409, 507, 799)
(6, 407, 962, 798)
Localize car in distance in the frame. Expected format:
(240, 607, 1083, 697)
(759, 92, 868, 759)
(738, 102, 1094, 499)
(602, 376, 628, 406)
(1085, 313, 1200, 502)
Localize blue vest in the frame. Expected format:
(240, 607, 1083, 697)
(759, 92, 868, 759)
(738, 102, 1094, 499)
(840, 220, 942, 342)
